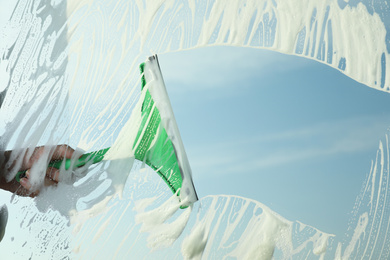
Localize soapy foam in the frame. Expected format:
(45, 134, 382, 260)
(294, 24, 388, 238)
(0, 0, 390, 259)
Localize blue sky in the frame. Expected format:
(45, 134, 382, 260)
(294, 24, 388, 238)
(159, 46, 390, 237)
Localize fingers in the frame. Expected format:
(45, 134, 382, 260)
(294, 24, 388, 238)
(19, 168, 59, 195)
(21, 145, 75, 171)
(51, 145, 75, 160)
(19, 170, 32, 191)
(23, 146, 45, 169)
(17, 145, 75, 197)
(46, 167, 60, 182)
(18, 170, 38, 197)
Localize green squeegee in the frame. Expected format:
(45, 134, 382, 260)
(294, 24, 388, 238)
(16, 55, 198, 206)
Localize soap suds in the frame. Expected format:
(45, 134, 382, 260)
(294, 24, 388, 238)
(1, 0, 390, 259)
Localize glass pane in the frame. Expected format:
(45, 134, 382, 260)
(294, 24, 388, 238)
(0, 0, 390, 259)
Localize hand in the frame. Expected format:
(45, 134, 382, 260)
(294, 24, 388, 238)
(20, 145, 75, 195)
(0, 145, 75, 197)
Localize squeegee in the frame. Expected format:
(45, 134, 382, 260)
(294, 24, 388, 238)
(16, 55, 198, 206)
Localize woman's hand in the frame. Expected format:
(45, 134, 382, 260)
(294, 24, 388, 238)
(0, 145, 75, 197)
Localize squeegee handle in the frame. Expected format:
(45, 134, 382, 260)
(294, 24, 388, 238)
(15, 148, 110, 182)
